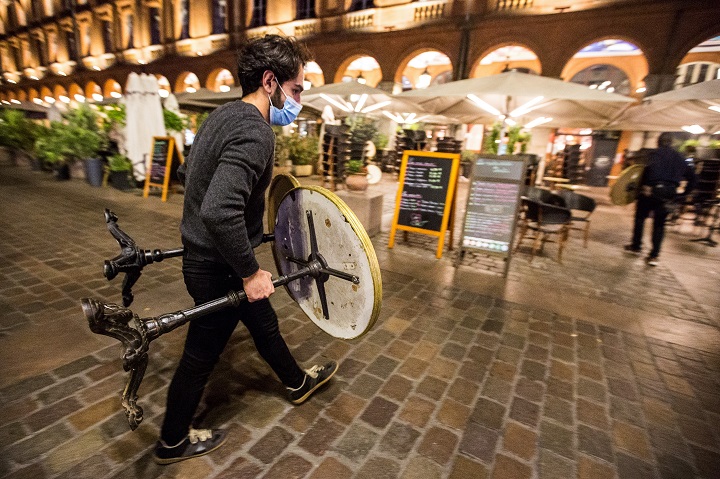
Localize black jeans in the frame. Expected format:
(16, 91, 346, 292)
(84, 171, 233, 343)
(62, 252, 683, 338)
(160, 255, 305, 445)
(631, 194, 669, 258)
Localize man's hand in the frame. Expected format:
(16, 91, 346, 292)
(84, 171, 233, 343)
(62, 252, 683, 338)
(243, 269, 275, 302)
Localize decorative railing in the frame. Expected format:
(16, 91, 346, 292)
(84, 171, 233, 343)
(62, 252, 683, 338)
(294, 20, 318, 37)
(496, 0, 533, 10)
(414, 1, 447, 22)
(344, 11, 374, 30)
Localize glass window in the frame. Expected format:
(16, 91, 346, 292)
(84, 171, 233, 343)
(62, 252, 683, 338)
(66, 31, 78, 61)
(212, 0, 227, 34)
(250, 0, 266, 27)
(150, 7, 161, 45)
(180, 0, 190, 39)
(126, 13, 134, 49)
(349, 0, 374, 12)
(296, 0, 315, 20)
(102, 20, 113, 53)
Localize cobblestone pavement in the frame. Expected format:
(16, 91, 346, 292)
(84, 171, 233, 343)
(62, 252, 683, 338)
(1, 164, 719, 479)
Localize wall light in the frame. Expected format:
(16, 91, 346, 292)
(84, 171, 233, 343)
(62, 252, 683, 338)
(416, 67, 431, 89)
(356, 72, 367, 84)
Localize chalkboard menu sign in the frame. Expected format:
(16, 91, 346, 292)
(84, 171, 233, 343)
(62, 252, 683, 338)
(143, 136, 184, 202)
(457, 155, 526, 275)
(388, 151, 461, 259)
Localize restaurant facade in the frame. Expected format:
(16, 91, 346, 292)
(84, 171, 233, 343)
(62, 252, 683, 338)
(1, 0, 719, 105)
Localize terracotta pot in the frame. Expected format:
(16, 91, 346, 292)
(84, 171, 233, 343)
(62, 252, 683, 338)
(345, 173, 369, 191)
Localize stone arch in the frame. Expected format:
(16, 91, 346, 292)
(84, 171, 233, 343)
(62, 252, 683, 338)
(16, 89, 27, 101)
(53, 84, 68, 103)
(39, 86, 52, 102)
(27, 87, 39, 102)
(673, 34, 720, 88)
(85, 81, 102, 101)
(206, 67, 236, 92)
(103, 79, 122, 98)
(305, 61, 324, 88)
(470, 43, 542, 78)
(665, 27, 720, 76)
(68, 83, 83, 101)
(560, 37, 648, 93)
(393, 47, 453, 91)
(333, 53, 382, 86)
(175, 71, 201, 93)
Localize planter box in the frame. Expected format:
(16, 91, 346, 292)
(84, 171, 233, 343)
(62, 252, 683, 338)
(293, 164, 313, 177)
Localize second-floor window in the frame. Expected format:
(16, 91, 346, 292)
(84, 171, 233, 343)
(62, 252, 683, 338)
(349, 0, 374, 12)
(66, 31, 78, 61)
(125, 13, 134, 49)
(102, 20, 113, 53)
(249, 0, 266, 28)
(179, 0, 190, 39)
(212, 0, 227, 34)
(149, 7, 162, 45)
(296, 0, 315, 20)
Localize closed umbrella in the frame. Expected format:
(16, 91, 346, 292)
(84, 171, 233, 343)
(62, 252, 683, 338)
(606, 79, 720, 132)
(125, 73, 166, 181)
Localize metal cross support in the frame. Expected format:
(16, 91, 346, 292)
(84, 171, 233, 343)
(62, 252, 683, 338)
(83, 208, 359, 430)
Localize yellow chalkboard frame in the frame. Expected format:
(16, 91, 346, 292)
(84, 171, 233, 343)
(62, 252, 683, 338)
(143, 136, 184, 202)
(388, 150, 461, 259)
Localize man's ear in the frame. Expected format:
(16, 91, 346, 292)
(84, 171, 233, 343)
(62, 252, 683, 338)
(261, 70, 275, 94)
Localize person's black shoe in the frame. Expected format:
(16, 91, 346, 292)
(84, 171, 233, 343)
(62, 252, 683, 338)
(154, 428, 227, 465)
(287, 361, 338, 405)
(646, 256, 659, 267)
(624, 244, 642, 255)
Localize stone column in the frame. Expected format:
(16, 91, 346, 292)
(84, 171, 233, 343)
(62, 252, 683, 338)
(643, 73, 676, 96)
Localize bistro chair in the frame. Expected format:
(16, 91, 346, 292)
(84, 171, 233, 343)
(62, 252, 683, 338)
(523, 186, 566, 207)
(515, 198, 572, 263)
(555, 190, 596, 248)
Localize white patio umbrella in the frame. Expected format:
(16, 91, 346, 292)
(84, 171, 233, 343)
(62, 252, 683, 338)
(605, 79, 720, 133)
(397, 70, 636, 130)
(175, 87, 243, 109)
(303, 82, 446, 124)
(124, 73, 166, 181)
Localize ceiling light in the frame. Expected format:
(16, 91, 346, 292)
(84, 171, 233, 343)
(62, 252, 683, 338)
(44, 96, 55, 103)
(59, 95, 70, 103)
(416, 67, 431, 89)
(74, 94, 85, 102)
(158, 90, 169, 98)
(709, 105, 720, 113)
(467, 94, 502, 116)
(524, 117, 553, 129)
(10, 98, 20, 104)
(92, 93, 103, 102)
(219, 85, 230, 92)
(510, 96, 545, 117)
(186, 87, 196, 93)
(320, 93, 352, 112)
(356, 72, 367, 84)
(681, 125, 705, 134)
(354, 93, 368, 112)
(635, 86, 646, 93)
(110, 91, 122, 98)
(360, 100, 391, 114)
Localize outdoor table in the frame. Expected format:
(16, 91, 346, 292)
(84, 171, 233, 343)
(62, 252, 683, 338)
(543, 176, 570, 190)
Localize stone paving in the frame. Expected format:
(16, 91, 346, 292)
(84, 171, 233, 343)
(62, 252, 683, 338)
(1, 164, 720, 479)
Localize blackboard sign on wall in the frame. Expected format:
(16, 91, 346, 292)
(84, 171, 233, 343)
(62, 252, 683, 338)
(143, 136, 184, 202)
(457, 155, 526, 275)
(388, 151, 460, 259)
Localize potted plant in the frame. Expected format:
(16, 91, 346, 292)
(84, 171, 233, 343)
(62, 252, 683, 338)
(275, 131, 318, 177)
(107, 153, 134, 190)
(0, 109, 39, 167)
(345, 158, 369, 191)
(67, 106, 107, 186)
(34, 107, 105, 181)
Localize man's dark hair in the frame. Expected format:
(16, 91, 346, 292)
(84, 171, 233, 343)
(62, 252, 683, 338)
(237, 35, 313, 96)
(658, 132, 674, 148)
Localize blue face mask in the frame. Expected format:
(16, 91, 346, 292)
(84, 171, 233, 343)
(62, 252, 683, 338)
(269, 79, 302, 126)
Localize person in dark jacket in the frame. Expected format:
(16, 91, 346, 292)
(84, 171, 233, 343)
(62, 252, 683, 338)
(154, 35, 337, 465)
(625, 132, 696, 266)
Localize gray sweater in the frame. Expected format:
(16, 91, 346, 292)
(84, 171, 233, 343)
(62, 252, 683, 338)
(179, 100, 274, 278)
